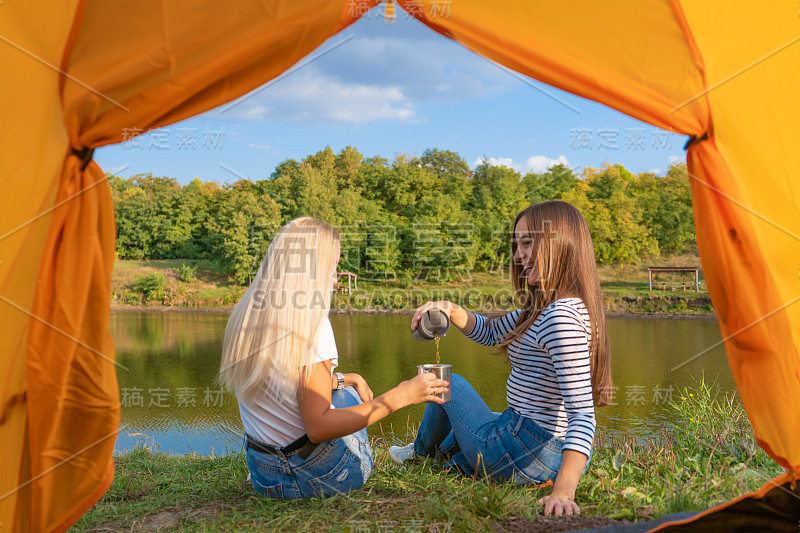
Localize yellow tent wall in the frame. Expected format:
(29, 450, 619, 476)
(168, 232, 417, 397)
(1, 1, 373, 530)
(0, 1, 79, 530)
(398, 0, 800, 472)
(680, 2, 800, 471)
(2, 0, 798, 531)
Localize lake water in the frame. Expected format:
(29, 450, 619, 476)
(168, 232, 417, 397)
(111, 311, 734, 455)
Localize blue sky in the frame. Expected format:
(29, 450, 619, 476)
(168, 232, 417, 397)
(96, 8, 688, 185)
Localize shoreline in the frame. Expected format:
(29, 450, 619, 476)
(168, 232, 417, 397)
(110, 305, 717, 320)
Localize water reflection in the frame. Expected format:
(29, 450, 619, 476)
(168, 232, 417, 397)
(111, 312, 733, 455)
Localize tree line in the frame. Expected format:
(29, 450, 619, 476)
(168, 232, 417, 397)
(110, 147, 695, 284)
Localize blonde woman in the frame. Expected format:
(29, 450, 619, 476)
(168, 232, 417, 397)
(391, 201, 612, 516)
(219, 217, 448, 499)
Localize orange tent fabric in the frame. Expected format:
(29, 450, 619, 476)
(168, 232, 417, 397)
(648, 472, 800, 531)
(399, 0, 800, 471)
(2, 0, 798, 531)
(2, 1, 374, 530)
(0, 2, 78, 530)
(679, 2, 800, 473)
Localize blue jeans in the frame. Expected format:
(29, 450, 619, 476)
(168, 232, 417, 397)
(246, 386, 373, 499)
(414, 374, 589, 484)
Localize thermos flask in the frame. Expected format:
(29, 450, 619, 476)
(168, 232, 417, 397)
(413, 309, 450, 342)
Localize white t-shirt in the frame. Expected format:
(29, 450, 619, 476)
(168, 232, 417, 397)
(238, 316, 339, 446)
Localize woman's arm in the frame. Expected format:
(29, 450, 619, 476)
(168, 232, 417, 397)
(299, 360, 449, 443)
(537, 302, 595, 515)
(411, 300, 475, 333)
(537, 450, 586, 515)
(411, 301, 520, 346)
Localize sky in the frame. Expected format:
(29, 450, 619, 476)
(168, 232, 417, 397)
(95, 7, 689, 185)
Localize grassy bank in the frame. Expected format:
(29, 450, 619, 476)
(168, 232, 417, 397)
(74, 381, 781, 532)
(111, 253, 713, 316)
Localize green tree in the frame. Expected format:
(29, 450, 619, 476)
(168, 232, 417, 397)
(470, 162, 525, 221)
(631, 163, 695, 254)
(294, 164, 337, 223)
(108, 147, 698, 282)
(585, 163, 633, 201)
(364, 220, 402, 280)
(334, 145, 364, 190)
(203, 187, 281, 284)
(470, 162, 527, 270)
(414, 148, 470, 178)
(521, 163, 579, 203)
(114, 184, 153, 259)
(381, 156, 440, 219)
(179, 177, 221, 259)
(590, 192, 658, 263)
(264, 158, 301, 218)
(414, 148, 472, 210)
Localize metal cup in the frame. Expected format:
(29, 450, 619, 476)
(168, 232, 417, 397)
(417, 364, 452, 402)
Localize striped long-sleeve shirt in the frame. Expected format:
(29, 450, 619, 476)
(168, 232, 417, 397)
(465, 298, 595, 458)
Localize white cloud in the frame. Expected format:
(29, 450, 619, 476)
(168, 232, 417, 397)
(220, 25, 517, 125)
(668, 155, 683, 165)
(248, 143, 272, 151)
(225, 71, 416, 124)
(474, 157, 520, 171)
(318, 36, 515, 103)
(524, 155, 570, 173)
(240, 106, 271, 121)
(474, 155, 572, 174)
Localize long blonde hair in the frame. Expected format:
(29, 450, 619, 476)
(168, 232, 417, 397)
(218, 217, 340, 403)
(502, 201, 612, 406)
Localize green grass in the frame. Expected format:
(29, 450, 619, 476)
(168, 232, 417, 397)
(112, 260, 243, 307)
(596, 252, 707, 300)
(111, 255, 713, 315)
(581, 378, 781, 520)
(74, 380, 782, 532)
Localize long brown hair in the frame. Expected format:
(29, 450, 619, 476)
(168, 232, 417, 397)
(501, 201, 612, 406)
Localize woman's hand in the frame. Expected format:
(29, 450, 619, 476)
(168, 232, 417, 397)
(345, 373, 373, 403)
(537, 489, 580, 516)
(537, 449, 586, 516)
(394, 372, 450, 406)
(412, 300, 473, 333)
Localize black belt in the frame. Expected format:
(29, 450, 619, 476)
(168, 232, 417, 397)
(246, 433, 320, 460)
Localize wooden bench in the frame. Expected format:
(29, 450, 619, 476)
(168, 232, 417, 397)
(336, 271, 358, 295)
(648, 267, 701, 292)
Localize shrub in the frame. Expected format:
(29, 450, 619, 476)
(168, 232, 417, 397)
(372, 294, 387, 308)
(351, 294, 369, 310)
(221, 288, 244, 305)
(123, 292, 140, 306)
(178, 263, 198, 283)
(132, 273, 167, 304)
